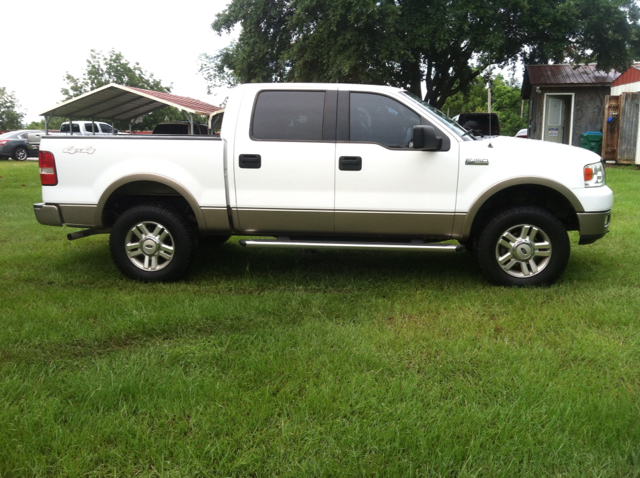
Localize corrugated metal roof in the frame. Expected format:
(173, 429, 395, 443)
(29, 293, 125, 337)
(39, 83, 221, 120)
(526, 64, 620, 86)
(521, 64, 621, 99)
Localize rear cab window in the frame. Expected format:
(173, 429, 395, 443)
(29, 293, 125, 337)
(60, 124, 81, 133)
(251, 91, 326, 141)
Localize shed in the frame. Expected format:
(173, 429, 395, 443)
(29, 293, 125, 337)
(521, 64, 620, 146)
(39, 83, 222, 134)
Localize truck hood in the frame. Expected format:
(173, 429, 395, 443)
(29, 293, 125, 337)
(465, 136, 602, 164)
(457, 136, 603, 191)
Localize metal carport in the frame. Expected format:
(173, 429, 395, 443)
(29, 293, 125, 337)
(39, 83, 222, 134)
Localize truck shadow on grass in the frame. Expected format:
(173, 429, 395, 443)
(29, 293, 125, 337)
(190, 240, 480, 287)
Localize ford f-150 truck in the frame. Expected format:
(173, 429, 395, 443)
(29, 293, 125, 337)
(33, 83, 613, 286)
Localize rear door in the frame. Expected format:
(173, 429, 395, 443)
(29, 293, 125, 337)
(334, 90, 459, 237)
(232, 89, 337, 234)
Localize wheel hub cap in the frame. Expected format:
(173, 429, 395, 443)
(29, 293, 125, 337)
(142, 238, 160, 255)
(513, 240, 534, 261)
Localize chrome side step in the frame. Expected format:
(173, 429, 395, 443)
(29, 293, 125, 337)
(239, 239, 464, 252)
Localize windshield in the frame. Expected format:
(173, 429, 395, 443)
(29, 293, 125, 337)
(400, 91, 474, 139)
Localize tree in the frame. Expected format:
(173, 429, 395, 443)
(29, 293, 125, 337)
(443, 75, 528, 136)
(491, 76, 529, 136)
(25, 117, 64, 131)
(0, 87, 25, 131)
(202, 0, 640, 108)
(62, 50, 184, 131)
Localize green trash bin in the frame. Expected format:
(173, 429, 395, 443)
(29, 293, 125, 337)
(580, 131, 603, 155)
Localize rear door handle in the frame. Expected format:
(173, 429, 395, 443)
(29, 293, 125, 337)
(239, 154, 261, 169)
(339, 156, 362, 171)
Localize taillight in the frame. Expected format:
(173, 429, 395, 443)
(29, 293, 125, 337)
(39, 151, 58, 186)
(0, 140, 8, 146)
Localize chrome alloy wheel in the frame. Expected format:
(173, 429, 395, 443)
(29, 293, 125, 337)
(495, 223, 552, 278)
(125, 221, 175, 271)
(14, 147, 28, 161)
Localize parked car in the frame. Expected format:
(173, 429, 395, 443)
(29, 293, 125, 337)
(152, 121, 208, 135)
(515, 128, 528, 138)
(453, 113, 500, 136)
(0, 130, 44, 160)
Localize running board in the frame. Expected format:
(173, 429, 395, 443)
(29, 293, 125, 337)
(239, 239, 464, 252)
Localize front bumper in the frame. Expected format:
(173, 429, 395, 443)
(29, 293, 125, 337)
(34, 203, 63, 227)
(577, 210, 611, 245)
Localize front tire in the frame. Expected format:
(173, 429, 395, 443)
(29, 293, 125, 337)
(13, 146, 28, 161)
(110, 205, 194, 282)
(476, 206, 570, 286)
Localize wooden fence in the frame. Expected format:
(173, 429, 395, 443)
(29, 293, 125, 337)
(602, 92, 640, 164)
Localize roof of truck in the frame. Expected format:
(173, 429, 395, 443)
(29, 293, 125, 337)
(39, 83, 221, 120)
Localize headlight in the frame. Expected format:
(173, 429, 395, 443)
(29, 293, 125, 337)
(584, 161, 606, 187)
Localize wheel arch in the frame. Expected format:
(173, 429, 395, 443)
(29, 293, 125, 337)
(459, 178, 583, 241)
(97, 174, 205, 229)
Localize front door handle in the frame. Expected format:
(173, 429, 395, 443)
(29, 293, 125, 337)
(339, 156, 362, 171)
(239, 154, 261, 169)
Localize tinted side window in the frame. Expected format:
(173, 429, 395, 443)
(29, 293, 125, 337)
(211, 112, 224, 134)
(252, 91, 325, 141)
(153, 124, 189, 135)
(84, 123, 96, 132)
(350, 93, 420, 148)
(60, 124, 80, 133)
(100, 124, 113, 134)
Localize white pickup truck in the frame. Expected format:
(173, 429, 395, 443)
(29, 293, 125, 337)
(33, 83, 612, 286)
(28, 121, 116, 155)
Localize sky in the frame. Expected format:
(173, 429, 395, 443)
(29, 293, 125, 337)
(1, 0, 235, 124)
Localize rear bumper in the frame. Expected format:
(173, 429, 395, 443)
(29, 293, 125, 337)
(33, 203, 63, 226)
(577, 210, 611, 245)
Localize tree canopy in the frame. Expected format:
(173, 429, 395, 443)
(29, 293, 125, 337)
(62, 50, 184, 131)
(202, 0, 640, 108)
(0, 87, 25, 131)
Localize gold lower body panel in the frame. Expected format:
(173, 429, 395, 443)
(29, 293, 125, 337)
(233, 208, 455, 238)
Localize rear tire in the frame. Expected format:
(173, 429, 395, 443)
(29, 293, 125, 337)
(13, 146, 28, 161)
(110, 205, 193, 282)
(476, 206, 570, 286)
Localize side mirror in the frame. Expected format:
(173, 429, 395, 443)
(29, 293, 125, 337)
(412, 125, 442, 151)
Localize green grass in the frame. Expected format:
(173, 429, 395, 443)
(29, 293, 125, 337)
(1, 161, 639, 477)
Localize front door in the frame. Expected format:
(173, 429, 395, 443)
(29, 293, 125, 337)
(544, 95, 572, 145)
(334, 91, 459, 237)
